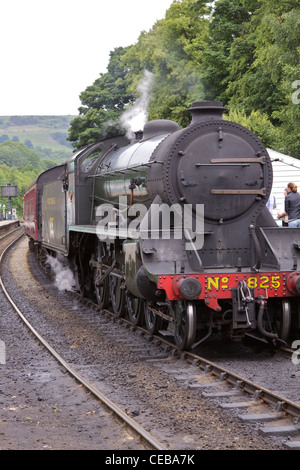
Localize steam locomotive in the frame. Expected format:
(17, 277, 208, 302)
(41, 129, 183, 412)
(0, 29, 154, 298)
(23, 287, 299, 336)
(23, 102, 300, 350)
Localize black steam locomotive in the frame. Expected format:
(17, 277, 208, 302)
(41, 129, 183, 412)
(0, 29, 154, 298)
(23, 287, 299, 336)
(24, 102, 300, 350)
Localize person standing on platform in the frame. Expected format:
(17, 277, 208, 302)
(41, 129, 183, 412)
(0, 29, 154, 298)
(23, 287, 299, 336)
(277, 182, 300, 227)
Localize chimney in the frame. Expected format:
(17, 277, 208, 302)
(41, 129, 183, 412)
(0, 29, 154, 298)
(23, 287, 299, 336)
(187, 101, 227, 124)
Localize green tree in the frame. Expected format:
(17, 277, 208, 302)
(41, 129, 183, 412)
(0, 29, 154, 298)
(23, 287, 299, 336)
(68, 46, 135, 148)
(68, 0, 211, 146)
(200, 0, 259, 102)
(0, 141, 42, 169)
(225, 108, 279, 148)
(66, 0, 300, 158)
(0, 163, 40, 216)
(226, 1, 299, 117)
(0, 141, 57, 216)
(202, 0, 300, 155)
(254, 6, 300, 157)
(125, 0, 210, 126)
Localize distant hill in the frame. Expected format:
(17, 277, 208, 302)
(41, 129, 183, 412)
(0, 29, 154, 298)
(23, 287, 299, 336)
(0, 115, 76, 163)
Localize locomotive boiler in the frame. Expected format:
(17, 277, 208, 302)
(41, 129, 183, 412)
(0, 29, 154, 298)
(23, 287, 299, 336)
(23, 102, 300, 350)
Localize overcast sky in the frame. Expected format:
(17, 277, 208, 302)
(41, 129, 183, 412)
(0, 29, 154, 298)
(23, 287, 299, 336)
(0, 0, 174, 116)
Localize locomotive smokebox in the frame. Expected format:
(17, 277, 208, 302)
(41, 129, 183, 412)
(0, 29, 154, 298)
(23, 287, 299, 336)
(187, 101, 227, 124)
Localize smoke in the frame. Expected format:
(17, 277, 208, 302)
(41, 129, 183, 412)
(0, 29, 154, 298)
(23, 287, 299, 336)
(120, 70, 154, 139)
(46, 254, 76, 292)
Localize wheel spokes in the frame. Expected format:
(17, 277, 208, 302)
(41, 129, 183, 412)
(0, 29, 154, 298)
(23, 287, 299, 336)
(280, 300, 292, 341)
(144, 302, 162, 335)
(174, 301, 196, 350)
(93, 242, 109, 309)
(110, 275, 126, 317)
(127, 293, 144, 326)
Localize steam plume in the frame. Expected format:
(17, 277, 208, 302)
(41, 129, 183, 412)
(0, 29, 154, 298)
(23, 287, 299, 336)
(120, 70, 154, 138)
(47, 254, 76, 291)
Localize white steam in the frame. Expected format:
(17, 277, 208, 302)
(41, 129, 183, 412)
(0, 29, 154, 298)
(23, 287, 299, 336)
(47, 254, 76, 292)
(120, 70, 154, 138)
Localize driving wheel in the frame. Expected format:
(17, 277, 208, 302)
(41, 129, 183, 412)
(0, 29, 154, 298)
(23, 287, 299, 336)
(174, 300, 196, 350)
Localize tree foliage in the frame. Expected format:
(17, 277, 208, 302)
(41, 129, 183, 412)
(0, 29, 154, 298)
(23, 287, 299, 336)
(68, 0, 300, 158)
(68, 47, 135, 148)
(5, 0, 299, 216)
(0, 141, 56, 216)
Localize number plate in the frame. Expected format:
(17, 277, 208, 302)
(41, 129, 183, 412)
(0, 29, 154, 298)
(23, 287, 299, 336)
(158, 272, 287, 301)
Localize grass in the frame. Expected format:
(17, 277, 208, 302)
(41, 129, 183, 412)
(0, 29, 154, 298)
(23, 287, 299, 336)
(0, 115, 76, 155)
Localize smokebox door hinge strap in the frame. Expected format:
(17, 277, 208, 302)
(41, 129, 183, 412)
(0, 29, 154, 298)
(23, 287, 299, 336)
(211, 156, 266, 165)
(211, 188, 266, 196)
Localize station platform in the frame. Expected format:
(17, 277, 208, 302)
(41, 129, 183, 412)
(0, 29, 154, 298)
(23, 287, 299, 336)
(0, 219, 18, 226)
(0, 219, 20, 235)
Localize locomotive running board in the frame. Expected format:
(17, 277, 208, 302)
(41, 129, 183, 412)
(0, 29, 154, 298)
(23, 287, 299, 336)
(69, 225, 98, 234)
(69, 224, 128, 239)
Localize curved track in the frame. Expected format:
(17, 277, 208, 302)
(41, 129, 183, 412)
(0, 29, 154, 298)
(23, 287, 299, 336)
(0, 231, 166, 450)
(2, 233, 300, 449)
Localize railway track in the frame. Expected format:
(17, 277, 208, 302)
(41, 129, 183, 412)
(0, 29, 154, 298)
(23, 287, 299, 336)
(99, 313, 300, 449)
(1, 233, 300, 449)
(0, 222, 22, 248)
(0, 230, 166, 451)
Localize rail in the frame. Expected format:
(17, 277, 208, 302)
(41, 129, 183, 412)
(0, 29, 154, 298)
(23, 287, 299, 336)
(0, 234, 166, 451)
